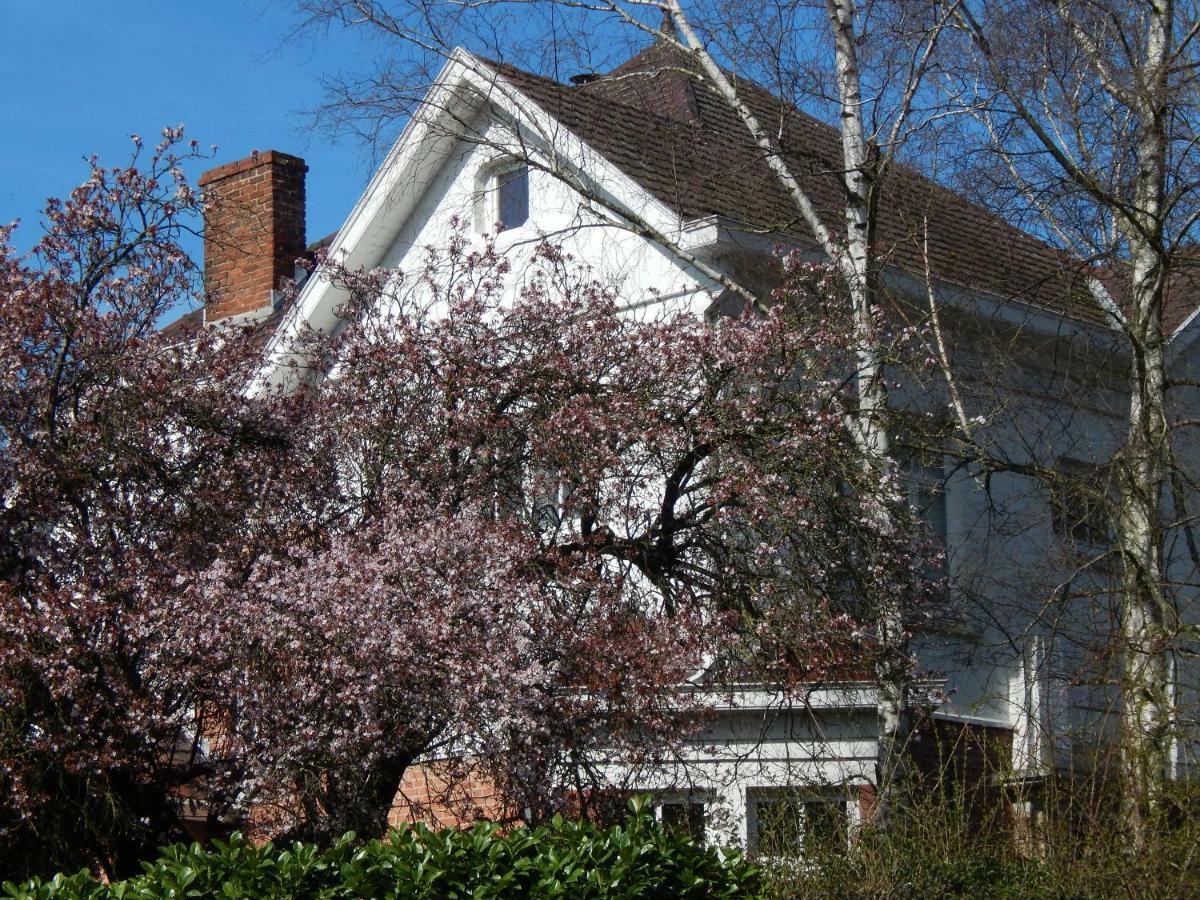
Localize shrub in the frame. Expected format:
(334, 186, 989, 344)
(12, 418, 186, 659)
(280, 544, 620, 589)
(1, 799, 760, 899)
(762, 828, 1071, 900)
(759, 778, 1200, 899)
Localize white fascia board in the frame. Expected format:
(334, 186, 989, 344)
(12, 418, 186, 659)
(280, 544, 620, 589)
(678, 214, 812, 258)
(470, 60, 683, 239)
(1170, 303, 1200, 346)
(930, 709, 1011, 729)
(250, 51, 477, 396)
(684, 684, 879, 712)
(680, 216, 1123, 360)
(464, 56, 730, 304)
(690, 675, 948, 714)
(250, 48, 721, 395)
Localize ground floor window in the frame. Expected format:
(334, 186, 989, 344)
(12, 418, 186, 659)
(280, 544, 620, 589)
(747, 788, 850, 856)
(655, 796, 707, 843)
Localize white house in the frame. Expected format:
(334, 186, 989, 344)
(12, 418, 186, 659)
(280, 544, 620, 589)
(183, 39, 1200, 850)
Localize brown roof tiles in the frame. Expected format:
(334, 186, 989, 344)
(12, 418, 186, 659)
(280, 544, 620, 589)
(490, 43, 1198, 331)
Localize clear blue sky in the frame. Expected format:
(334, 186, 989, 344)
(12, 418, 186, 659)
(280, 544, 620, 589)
(0, 1, 378, 255)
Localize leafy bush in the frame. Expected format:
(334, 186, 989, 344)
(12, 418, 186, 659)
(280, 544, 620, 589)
(1, 799, 760, 899)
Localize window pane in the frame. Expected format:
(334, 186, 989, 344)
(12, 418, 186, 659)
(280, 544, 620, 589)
(752, 796, 802, 855)
(800, 800, 848, 853)
(903, 453, 948, 542)
(661, 801, 706, 842)
(497, 165, 528, 228)
(750, 792, 848, 856)
(1051, 459, 1112, 550)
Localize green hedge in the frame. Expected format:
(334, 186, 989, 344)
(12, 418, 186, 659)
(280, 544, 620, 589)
(2, 800, 760, 899)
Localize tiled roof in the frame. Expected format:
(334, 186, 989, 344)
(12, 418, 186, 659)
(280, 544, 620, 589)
(489, 43, 1199, 332)
(160, 307, 204, 340)
(158, 305, 287, 345)
(308, 230, 339, 254)
(169, 44, 1198, 339)
(1166, 260, 1200, 334)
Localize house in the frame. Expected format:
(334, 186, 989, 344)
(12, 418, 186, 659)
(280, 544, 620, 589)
(185, 39, 1200, 850)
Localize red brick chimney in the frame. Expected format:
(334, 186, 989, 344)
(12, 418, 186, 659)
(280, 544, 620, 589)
(199, 151, 307, 323)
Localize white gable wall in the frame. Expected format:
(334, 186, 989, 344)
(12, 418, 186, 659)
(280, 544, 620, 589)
(373, 110, 712, 319)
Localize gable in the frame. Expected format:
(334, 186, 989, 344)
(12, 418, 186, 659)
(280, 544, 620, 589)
(252, 49, 730, 394)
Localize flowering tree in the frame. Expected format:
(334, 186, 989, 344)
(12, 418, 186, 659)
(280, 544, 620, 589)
(0, 144, 925, 876)
(0, 133, 288, 878)
(292, 0, 955, 823)
(188, 238, 927, 843)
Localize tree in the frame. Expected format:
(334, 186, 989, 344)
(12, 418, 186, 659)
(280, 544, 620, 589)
(292, 0, 957, 823)
(190, 237, 928, 842)
(0, 140, 924, 872)
(0, 131, 285, 878)
(940, 0, 1200, 845)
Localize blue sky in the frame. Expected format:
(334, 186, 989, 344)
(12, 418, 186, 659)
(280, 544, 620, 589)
(1, 1, 378, 255)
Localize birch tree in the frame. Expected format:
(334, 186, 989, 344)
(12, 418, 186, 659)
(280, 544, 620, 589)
(943, 0, 1200, 845)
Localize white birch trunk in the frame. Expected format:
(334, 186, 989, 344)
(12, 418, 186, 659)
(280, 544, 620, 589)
(671, 0, 913, 820)
(1115, 1, 1173, 846)
(824, 0, 910, 823)
(958, 0, 1181, 845)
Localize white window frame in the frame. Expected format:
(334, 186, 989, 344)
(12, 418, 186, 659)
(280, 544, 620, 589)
(653, 793, 710, 844)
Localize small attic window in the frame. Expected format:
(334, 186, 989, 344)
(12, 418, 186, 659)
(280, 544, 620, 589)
(477, 162, 530, 232)
(493, 163, 529, 230)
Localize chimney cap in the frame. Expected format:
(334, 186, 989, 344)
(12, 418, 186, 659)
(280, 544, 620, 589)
(569, 72, 602, 86)
(199, 150, 308, 188)
(659, 7, 676, 37)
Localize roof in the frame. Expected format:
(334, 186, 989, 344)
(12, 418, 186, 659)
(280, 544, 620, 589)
(161, 307, 204, 340)
(160, 232, 336, 339)
(488, 42, 1198, 332)
(173, 42, 1199, 340)
(159, 305, 288, 345)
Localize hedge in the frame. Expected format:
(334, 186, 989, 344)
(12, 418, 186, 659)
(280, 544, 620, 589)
(2, 799, 760, 899)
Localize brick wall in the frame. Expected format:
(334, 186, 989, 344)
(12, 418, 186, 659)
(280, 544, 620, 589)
(906, 718, 1015, 831)
(389, 762, 510, 830)
(199, 151, 307, 322)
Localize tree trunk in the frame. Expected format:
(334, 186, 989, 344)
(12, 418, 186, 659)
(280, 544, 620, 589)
(290, 752, 414, 843)
(1116, 250, 1172, 847)
(826, 0, 912, 824)
(1115, 0, 1173, 847)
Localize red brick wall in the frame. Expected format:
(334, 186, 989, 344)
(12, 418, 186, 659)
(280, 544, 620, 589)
(199, 151, 307, 322)
(389, 762, 510, 831)
(906, 718, 1015, 832)
(908, 718, 1014, 794)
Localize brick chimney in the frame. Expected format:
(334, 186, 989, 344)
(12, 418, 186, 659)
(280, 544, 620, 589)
(199, 151, 308, 323)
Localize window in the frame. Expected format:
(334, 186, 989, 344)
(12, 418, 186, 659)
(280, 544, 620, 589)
(490, 163, 528, 230)
(476, 161, 530, 232)
(747, 789, 849, 856)
(657, 799, 707, 843)
(1050, 459, 1112, 553)
(902, 449, 948, 544)
(897, 446, 949, 588)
